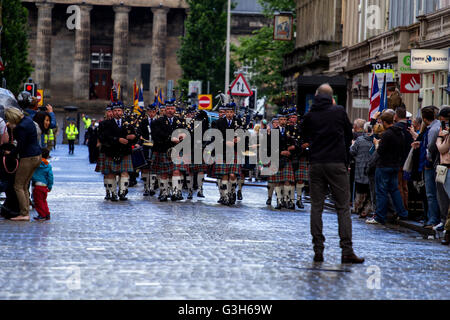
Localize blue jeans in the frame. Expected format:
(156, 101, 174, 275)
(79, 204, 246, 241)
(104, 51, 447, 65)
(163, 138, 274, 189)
(424, 168, 441, 226)
(375, 167, 408, 224)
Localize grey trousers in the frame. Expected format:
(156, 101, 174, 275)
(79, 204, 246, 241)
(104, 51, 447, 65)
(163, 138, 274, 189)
(309, 163, 354, 256)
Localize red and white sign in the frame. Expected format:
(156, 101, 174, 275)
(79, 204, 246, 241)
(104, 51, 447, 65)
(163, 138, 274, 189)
(198, 94, 212, 110)
(228, 73, 253, 97)
(400, 74, 421, 93)
(0, 56, 4, 71)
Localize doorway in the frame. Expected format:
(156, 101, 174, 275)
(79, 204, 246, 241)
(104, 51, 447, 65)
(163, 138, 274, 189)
(90, 45, 112, 100)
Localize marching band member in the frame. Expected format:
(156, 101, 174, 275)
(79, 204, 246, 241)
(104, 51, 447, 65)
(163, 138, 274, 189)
(265, 117, 279, 205)
(102, 103, 137, 201)
(138, 103, 158, 196)
(96, 104, 114, 200)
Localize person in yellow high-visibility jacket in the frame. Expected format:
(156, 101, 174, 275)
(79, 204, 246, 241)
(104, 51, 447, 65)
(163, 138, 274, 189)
(66, 120, 79, 155)
(82, 114, 92, 145)
(45, 128, 55, 151)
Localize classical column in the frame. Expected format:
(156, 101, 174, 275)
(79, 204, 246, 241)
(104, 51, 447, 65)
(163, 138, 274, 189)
(73, 5, 93, 100)
(35, 2, 54, 98)
(150, 7, 169, 101)
(112, 5, 131, 101)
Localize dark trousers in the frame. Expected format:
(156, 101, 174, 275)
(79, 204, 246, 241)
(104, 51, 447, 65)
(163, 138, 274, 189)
(68, 140, 75, 154)
(309, 163, 353, 255)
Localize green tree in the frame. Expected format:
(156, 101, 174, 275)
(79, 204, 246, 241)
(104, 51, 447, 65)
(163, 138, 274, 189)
(234, 0, 295, 102)
(177, 0, 234, 96)
(0, 0, 32, 95)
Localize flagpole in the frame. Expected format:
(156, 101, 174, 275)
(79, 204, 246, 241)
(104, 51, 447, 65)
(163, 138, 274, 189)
(224, 0, 231, 102)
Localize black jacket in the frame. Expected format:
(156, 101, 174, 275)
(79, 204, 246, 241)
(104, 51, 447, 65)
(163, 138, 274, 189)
(301, 94, 353, 165)
(150, 116, 185, 153)
(376, 125, 405, 168)
(394, 121, 414, 164)
(216, 116, 243, 158)
(102, 117, 136, 157)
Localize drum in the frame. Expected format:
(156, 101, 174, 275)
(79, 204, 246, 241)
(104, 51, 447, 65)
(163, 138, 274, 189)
(131, 146, 148, 169)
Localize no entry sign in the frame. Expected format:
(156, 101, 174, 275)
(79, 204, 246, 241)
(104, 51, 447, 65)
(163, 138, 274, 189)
(198, 94, 212, 110)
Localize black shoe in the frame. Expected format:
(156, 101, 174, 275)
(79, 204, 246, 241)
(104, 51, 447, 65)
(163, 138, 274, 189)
(237, 190, 243, 201)
(177, 191, 184, 201)
(104, 191, 111, 201)
(296, 199, 304, 209)
(266, 197, 272, 206)
(281, 200, 287, 208)
(275, 200, 282, 210)
(160, 194, 168, 202)
(33, 216, 47, 221)
(342, 253, 365, 264)
(149, 190, 156, 196)
(119, 193, 128, 201)
(442, 232, 450, 245)
(218, 196, 224, 204)
(197, 189, 205, 198)
(110, 193, 119, 202)
(187, 190, 193, 200)
(313, 253, 324, 263)
(288, 201, 295, 210)
(143, 189, 150, 197)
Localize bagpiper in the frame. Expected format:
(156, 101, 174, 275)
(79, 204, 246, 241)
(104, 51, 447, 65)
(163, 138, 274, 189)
(102, 102, 137, 201)
(137, 103, 159, 196)
(214, 103, 243, 206)
(96, 104, 114, 200)
(208, 107, 226, 201)
(150, 100, 186, 201)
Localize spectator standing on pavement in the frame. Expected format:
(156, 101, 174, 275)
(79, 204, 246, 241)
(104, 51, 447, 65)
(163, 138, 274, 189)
(5, 107, 42, 221)
(31, 148, 53, 221)
(393, 106, 414, 210)
(33, 111, 51, 148)
(301, 83, 364, 264)
(82, 114, 92, 145)
(436, 107, 450, 245)
(350, 122, 373, 218)
(66, 119, 79, 155)
(366, 112, 409, 225)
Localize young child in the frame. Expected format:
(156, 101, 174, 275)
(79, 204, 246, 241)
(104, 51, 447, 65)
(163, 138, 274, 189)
(32, 148, 54, 221)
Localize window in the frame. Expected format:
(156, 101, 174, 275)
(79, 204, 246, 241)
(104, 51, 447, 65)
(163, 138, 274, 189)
(422, 72, 435, 107)
(141, 64, 151, 91)
(438, 71, 449, 106)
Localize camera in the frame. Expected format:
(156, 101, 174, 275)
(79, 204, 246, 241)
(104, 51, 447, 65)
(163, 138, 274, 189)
(38, 106, 47, 112)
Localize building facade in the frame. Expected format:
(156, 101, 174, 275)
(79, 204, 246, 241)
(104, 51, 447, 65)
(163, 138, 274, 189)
(328, 0, 450, 120)
(22, 0, 267, 111)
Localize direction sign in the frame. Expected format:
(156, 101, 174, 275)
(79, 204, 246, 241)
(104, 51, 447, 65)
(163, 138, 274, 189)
(229, 73, 253, 97)
(198, 94, 212, 110)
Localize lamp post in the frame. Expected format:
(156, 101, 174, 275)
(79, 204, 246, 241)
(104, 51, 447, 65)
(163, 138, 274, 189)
(224, 0, 231, 102)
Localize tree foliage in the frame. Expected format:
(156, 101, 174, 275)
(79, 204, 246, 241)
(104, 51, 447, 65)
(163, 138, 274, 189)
(0, 0, 33, 95)
(177, 0, 235, 96)
(234, 0, 295, 102)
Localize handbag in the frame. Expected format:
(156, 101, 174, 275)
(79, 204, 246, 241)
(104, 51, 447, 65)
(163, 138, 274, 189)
(436, 164, 448, 185)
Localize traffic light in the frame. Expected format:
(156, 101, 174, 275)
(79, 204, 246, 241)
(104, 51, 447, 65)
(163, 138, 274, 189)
(24, 82, 36, 96)
(249, 89, 257, 109)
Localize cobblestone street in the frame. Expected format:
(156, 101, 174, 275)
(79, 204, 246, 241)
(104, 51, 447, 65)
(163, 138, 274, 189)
(0, 146, 448, 300)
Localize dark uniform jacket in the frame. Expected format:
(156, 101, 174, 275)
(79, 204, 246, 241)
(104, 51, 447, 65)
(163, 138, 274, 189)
(216, 116, 243, 160)
(150, 115, 185, 153)
(103, 117, 136, 158)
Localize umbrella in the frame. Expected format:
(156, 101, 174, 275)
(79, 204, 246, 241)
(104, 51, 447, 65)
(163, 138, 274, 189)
(0, 88, 20, 109)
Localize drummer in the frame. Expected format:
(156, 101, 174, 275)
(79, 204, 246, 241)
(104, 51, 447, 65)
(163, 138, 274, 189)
(137, 103, 158, 196)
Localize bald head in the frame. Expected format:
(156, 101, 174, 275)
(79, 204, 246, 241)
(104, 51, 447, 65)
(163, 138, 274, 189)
(316, 83, 333, 97)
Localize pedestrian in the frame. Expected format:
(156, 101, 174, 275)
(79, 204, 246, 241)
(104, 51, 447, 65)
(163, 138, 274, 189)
(87, 119, 99, 163)
(436, 106, 450, 245)
(82, 114, 92, 145)
(366, 111, 409, 225)
(4, 107, 42, 222)
(350, 122, 373, 218)
(31, 148, 53, 221)
(301, 83, 364, 264)
(33, 111, 51, 148)
(66, 119, 79, 155)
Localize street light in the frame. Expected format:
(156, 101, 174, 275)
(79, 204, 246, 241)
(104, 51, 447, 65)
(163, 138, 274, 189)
(224, 0, 231, 102)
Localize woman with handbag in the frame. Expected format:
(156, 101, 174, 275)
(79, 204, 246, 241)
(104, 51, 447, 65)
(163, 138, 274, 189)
(5, 107, 42, 221)
(436, 107, 450, 245)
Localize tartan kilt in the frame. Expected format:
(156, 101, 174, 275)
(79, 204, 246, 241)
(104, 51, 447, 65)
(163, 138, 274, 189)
(95, 152, 105, 173)
(267, 161, 295, 184)
(213, 162, 242, 177)
(294, 157, 309, 182)
(151, 151, 173, 175)
(102, 154, 134, 175)
(189, 163, 208, 174)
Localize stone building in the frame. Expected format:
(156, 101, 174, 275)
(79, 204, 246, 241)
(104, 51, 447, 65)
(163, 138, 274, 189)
(21, 0, 267, 111)
(282, 0, 347, 115)
(327, 0, 450, 120)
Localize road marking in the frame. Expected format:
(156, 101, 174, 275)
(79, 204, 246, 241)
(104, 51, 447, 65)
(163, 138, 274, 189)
(225, 239, 275, 243)
(86, 247, 105, 251)
(135, 282, 160, 286)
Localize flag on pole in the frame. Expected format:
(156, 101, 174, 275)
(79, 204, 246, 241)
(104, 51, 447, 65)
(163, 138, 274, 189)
(379, 74, 388, 114)
(369, 72, 381, 120)
(154, 87, 158, 104)
(133, 79, 139, 110)
(117, 82, 121, 102)
(158, 88, 164, 106)
(138, 81, 145, 113)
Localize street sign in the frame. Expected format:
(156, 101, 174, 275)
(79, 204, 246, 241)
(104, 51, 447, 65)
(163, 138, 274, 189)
(229, 73, 253, 97)
(0, 56, 4, 72)
(198, 94, 212, 110)
(36, 89, 44, 106)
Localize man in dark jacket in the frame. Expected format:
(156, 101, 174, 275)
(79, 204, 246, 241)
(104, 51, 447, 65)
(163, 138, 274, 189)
(301, 84, 364, 264)
(393, 106, 413, 210)
(366, 111, 409, 225)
